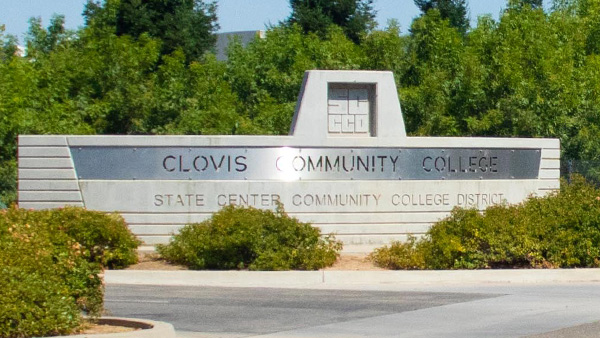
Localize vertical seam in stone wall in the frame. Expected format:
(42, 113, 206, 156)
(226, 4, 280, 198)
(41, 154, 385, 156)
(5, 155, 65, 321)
(66, 137, 86, 207)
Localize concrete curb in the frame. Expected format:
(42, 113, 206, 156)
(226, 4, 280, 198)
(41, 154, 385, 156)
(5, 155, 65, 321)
(105, 270, 324, 287)
(105, 269, 600, 287)
(68, 317, 176, 338)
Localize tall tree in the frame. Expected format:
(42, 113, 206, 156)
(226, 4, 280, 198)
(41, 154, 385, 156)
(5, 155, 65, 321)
(414, 0, 469, 34)
(0, 25, 18, 61)
(508, 0, 544, 9)
(287, 0, 376, 43)
(25, 15, 71, 58)
(84, 0, 218, 62)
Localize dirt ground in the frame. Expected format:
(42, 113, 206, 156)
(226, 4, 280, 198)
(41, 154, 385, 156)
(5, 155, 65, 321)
(125, 252, 188, 270)
(76, 322, 138, 335)
(125, 252, 383, 271)
(323, 254, 385, 271)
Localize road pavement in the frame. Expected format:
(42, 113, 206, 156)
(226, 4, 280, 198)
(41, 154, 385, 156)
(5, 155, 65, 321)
(104, 269, 600, 337)
(105, 285, 495, 336)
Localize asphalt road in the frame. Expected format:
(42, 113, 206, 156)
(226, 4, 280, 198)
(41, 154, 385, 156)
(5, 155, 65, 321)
(105, 285, 496, 336)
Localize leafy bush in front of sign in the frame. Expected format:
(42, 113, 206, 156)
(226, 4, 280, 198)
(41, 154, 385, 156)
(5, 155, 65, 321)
(370, 176, 600, 269)
(0, 206, 141, 337)
(0, 267, 81, 338)
(0, 206, 104, 337)
(36, 206, 142, 268)
(157, 204, 342, 270)
(412, 204, 539, 269)
(366, 235, 426, 269)
(521, 176, 600, 267)
(4, 206, 141, 269)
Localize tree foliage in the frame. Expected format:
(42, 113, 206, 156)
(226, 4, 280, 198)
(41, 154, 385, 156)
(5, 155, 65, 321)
(85, 0, 218, 62)
(0, 25, 18, 61)
(3, 0, 600, 204)
(508, 0, 544, 9)
(287, 0, 376, 43)
(414, 0, 469, 34)
(25, 15, 72, 58)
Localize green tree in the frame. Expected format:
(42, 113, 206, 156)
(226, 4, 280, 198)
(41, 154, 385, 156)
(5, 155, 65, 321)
(84, 0, 218, 62)
(226, 24, 364, 134)
(508, 0, 544, 9)
(414, 0, 470, 34)
(360, 20, 410, 76)
(148, 52, 244, 135)
(0, 31, 38, 206)
(0, 25, 18, 61)
(74, 32, 162, 134)
(574, 0, 600, 55)
(25, 15, 74, 59)
(83, 0, 119, 36)
(287, 0, 376, 43)
(401, 9, 465, 135)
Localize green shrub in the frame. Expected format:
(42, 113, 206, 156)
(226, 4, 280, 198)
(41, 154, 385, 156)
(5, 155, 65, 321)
(158, 204, 342, 270)
(0, 267, 81, 338)
(4, 206, 141, 268)
(368, 236, 425, 270)
(39, 207, 142, 268)
(370, 175, 600, 269)
(0, 206, 140, 337)
(0, 207, 103, 337)
(416, 204, 541, 269)
(522, 176, 600, 267)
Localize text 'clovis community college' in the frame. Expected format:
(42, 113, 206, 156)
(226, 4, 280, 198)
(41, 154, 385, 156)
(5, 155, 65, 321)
(70, 146, 540, 180)
(159, 148, 511, 179)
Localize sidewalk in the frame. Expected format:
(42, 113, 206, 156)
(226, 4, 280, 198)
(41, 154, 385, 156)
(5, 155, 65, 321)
(105, 268, 600, 288)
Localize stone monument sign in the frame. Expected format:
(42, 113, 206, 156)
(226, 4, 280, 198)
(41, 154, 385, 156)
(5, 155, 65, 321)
(18, 70, 560, 252)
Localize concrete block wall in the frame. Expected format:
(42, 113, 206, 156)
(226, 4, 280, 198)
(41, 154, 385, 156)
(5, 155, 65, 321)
(18, 71, 560, 253)
(18, 135, 559, 253)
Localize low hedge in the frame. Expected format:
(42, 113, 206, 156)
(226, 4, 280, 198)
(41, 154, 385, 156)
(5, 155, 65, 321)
(1, 267, 82, 337)
(158, 204, 342, 270)
(0, 206, 140, 338)
(370, 175, 600, 270)
(37, 207, 142, 268)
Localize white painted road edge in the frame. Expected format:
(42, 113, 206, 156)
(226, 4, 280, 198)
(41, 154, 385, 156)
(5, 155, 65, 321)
(104, 269, 600, 287)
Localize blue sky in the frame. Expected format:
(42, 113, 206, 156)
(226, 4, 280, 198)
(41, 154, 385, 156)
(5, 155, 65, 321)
(1, 0, 549, 41)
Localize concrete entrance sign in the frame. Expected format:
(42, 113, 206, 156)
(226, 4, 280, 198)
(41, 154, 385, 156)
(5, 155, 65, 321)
(18, 70, 560, 252)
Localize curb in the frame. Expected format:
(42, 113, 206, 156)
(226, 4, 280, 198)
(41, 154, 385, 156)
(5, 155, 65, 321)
(105, 269, 600, 287)
(69, 317, 176, 338)
(106, 270, 324, 287)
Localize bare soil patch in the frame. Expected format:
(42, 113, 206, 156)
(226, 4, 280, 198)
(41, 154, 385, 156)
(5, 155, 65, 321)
(324, 254, 384, 271)
(77, 321, 138, 335)
(124, 252, 381, 271)
(125, 252, 188, 270)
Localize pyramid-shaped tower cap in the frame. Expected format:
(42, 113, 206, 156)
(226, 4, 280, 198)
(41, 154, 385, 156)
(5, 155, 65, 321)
(289, 70, 407, 142)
